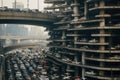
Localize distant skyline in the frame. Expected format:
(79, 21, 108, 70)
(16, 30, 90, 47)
(0, 0, 49, 39)
(0, 0, 48, 11)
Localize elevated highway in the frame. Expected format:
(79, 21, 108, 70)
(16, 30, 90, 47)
(0, 10, 57, 26)
(0, 36, 41, 40)
(3, 42, 46, 53)
(0, 36, 43, 45)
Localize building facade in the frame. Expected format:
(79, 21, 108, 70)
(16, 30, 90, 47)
(12, 2, 24, 9)
(45, 0, 120, 80)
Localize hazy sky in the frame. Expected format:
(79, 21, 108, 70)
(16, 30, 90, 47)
(0, 0, 49, 37)
(1, 0, 48, 10)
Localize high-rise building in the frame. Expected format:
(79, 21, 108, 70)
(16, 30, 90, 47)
(5, 24, 28, 36)
(12, 2, 24, 9)
(45, 0, 120, 80)
(29, 26, 49, 39)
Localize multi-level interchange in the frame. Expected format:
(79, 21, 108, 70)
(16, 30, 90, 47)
(44, 0, 120, 80)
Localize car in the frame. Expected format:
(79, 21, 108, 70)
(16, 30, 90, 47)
(79, 38, 87, 42)
(14, 66, 19, 71)
(28, 66, 35, 73)
(7, 68, 12, 74)
(89, 39, 98, 43)
(110, 47, 116, 50)
(16, 77, 24, 80)
(0, 6, 8, 11)
(115, 24, 120, 27)
(31, 63, 37, 69)
(24, 74, 31, 80)
(21, 8, 31, 12)
(115, 44, 120, 50)
(80, 46, 89, 49)
(20, 64, 26, 69)
(72, 61, 80, 64)
(85, 71, 96, 75)
(109, 55, 120, 60)
(15, 71, 22, 79)
(14, 64, 18, 67)
(77, 25, 84, 28)
(41, 69, 47, 75)
(25, 62, 30, 67)
(8, 74, 14, 80)
(55, 54, 61, 58)
(51, 67, 58, 71)
(31, 9, 39, 13)
(37, 65, 43, 70)
(39, 75, 49, 80)
(63, 76, 71, 80)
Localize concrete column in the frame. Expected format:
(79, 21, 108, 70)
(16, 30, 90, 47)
(52, 3, 55, 12)
(84, 0, 87, 17)
(74, 31, 78, 49)
(66, 65, 70, 71)
(16, 39, 21, 44)
(99, 0, 105, 76)
(75, 67, 79, 76)
(62, 31, 66, 46)
(74, 55, 78, 62)
(62, 31, 66, 39)
(74, 54, 79, 76)
(82, 52, 85, 79)
(82, 68, 85, 80)
(73, 0, 79, 20)
(64, 2, 68, 11)
(5, 39, 12, 45)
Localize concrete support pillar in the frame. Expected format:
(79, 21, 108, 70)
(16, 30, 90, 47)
(99, 0, 105, 7)
(99, 0, 105, 76)
(84, 0, 87, 17)
(5, 39, 12, 45)
(73, 0, 79, 14)
(64, 2, 68, 11)
(62, 31, 66, 39)
(74, 31, 77, 48)
(74, 31, 78, 41)
(16, 39, 21, 44)
(74, 55, 78, 62)
(66, 65, 70, 71)
(75, 67, 79, 76)
(82, 52, 85, 79)
(52, 3, 55, 12)
(82, 68, 85, 80)
(73, 0, 79, 20)
(82, 52, 85, 65)
(74, 54, 79, 76)
(62, 31, 66, 46)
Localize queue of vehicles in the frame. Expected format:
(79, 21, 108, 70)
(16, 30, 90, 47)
(5, 48, 49, 80)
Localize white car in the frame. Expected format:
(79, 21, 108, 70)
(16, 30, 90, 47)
(89, 39, 98, 43)
(16, 71, 22, 78)
(85, 71, 96, 75)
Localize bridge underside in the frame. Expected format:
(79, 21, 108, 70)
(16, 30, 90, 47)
(0, 19, 54, 27)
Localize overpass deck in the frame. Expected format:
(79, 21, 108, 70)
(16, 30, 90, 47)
(0, 10, 57, 26)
